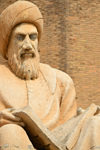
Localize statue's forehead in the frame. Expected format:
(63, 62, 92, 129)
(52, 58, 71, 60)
(13, 23, 38, 34)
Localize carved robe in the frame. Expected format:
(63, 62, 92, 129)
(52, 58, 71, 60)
(0, 62, 100, 150)
(0, 62, 77, 130)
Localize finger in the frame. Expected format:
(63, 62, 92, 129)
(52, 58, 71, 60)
(11, 108, 23, 116)
(12, 110, 21, 116)
(0, 119, 25, 127)
(9, 108, 18, 112)
(11, 121, 25, 127)
(16, 122, 25, 127)
(1, 112, 22, 122)
(2, 108, 17, 113)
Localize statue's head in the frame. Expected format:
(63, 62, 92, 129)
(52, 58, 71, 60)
(0, 1, 43, 80)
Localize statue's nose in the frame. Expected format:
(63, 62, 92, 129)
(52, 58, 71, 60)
(22, 35, 32, 50)
(22, 44, 32, 50)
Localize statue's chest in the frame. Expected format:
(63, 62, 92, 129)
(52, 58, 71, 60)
(0, 74, 51, 118)
(25, 79, 51, 118)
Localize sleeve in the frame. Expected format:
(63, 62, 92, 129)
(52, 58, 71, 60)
(54, 68, 77, 125)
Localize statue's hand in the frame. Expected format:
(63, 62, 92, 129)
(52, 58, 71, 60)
(0, 108, 25, 127)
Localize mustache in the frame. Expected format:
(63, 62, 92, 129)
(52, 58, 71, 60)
(19, 49, 37, 58)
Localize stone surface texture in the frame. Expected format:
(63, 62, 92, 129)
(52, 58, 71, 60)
(0, 1, 100, 150)
(0, 0, 100, 109)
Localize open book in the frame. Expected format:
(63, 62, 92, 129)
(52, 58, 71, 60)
(13, 106, 67, 150)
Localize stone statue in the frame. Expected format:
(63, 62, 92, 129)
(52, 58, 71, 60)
(0, 1, 100, 150)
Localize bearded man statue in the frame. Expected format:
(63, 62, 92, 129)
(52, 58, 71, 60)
(7, 23, 40, 80)
(0, 1, 100, 150)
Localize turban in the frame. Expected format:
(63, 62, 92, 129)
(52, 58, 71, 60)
(0, 1, 43, 59)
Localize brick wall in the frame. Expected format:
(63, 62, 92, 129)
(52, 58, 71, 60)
(0, 0, 100, 108)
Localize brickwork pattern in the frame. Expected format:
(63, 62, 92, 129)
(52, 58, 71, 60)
(0, 0, 100, 108)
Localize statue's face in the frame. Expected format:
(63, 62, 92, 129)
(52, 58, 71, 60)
(7, 23, 40, 80)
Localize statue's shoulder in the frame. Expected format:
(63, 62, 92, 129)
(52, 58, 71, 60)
(53, 67, 75, 97)
(40, 63, 55, 74)
(40, 63, 73, 83)
(39, 63, 74, 92)
(53, 67, 74, 85)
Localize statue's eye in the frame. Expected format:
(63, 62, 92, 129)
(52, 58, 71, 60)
(16, 34, 25, 41)
(29, 34, 38, 41)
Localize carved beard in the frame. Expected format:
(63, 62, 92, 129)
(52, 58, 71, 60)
(8, 50, 40, 80)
